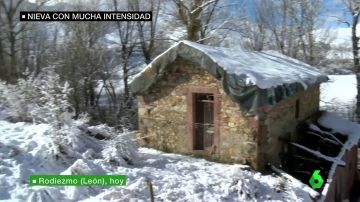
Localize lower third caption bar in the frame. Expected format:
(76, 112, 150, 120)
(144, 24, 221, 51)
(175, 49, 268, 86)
(30, 175, 127, 186)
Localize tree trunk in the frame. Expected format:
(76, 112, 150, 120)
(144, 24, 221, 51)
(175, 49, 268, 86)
(187, 20, 201, 42)
(352, 14, 360, 71)
(9, 37, 18, 83)
(356, 74, 360, 122)
(143, 51, 152, 64)
(89, 81, 95, 107)
(123, 62, 129, 101)
(0, 37, 5, 80)
(8, 19, 18, 83)
(352, 14, 360, 122)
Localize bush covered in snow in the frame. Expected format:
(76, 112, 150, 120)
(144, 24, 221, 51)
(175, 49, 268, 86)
(0, 120, 139, 201)
(0, 74, 41, 122)
(42, 122, 138, 167)
(0, 67, 74, 125)
(0, 67, 139, 167)
(30, 68, 75, 128)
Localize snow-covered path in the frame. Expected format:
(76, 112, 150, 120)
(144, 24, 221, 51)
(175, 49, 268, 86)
(0, 120, 315, 202)
(0, 121, 62, 201)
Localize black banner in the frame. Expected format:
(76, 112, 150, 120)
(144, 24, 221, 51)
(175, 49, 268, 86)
(20, 11, 152, 21)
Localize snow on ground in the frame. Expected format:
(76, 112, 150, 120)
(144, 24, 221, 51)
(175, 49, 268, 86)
(0, 118, 315, 201)
(320, 74, 357, 120)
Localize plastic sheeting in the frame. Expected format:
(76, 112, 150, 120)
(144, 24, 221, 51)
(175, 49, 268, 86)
(129, 41, 328, 114)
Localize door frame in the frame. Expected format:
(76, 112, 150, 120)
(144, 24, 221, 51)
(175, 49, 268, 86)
(187, 87, 220, 152)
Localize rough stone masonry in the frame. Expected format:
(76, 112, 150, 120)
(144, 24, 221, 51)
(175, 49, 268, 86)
(136, 58, 320, 171)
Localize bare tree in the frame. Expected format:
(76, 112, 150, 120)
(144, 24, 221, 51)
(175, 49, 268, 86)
(249, 0, 329, 65)
(0, 0, 49, 83)
(296, 0, 325, 65)
(247, 0, 300, 55)
(111, 0, 139, 129)
(0, 0, 25, 83)
(242, 0, 271, 51)
(60, 22, 109, 117)
(129, 0, 161, 64)
(0, 0, 6, 80)
(58, 0, 110, 118)
(172, 0, 221, 43)
(113, 0, 136, 101)
(343, 0, 360, 70)
(342, 0, 360, 121)
(19, 22, 54, 75)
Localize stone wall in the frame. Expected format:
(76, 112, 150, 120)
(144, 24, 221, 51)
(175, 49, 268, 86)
(259, 84, 320, 168)
(137, 59, 259, 167)
(137, 57, 321, 170)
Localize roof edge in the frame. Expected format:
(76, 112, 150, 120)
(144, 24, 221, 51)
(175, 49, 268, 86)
(129, 40, 329, 95)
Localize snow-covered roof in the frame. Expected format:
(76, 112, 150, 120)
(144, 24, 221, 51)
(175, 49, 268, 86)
(130, 40, 328, 114)
(130, 40, 328, 94)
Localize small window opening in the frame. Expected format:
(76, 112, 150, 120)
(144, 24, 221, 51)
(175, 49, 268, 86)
(274, 87, 283, 102)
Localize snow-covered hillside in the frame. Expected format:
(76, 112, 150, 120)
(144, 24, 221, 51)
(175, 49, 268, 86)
(0, 116, 315, 201)
(325, 28, 353, 60)
(0, 73, 358, 202)
(0, 76, 358, 202)
(325, 28, 352, 47)
(320, 75, 357, 120)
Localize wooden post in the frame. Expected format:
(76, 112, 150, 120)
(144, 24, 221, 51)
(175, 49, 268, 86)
(146, 178, 154, 202)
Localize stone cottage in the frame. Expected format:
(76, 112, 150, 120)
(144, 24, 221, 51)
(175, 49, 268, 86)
(129, 40, 329, 171)
(129, 41, 360, 200)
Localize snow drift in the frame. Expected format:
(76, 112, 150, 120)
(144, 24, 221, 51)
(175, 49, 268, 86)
(0, 119, 138, 202)
(0, 117, 317, 201)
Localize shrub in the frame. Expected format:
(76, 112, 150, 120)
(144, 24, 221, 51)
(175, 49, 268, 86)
(0, 67, 75, 126)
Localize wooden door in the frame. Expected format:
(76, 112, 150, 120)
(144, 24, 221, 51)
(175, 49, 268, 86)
(193, 93, 214, 150)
